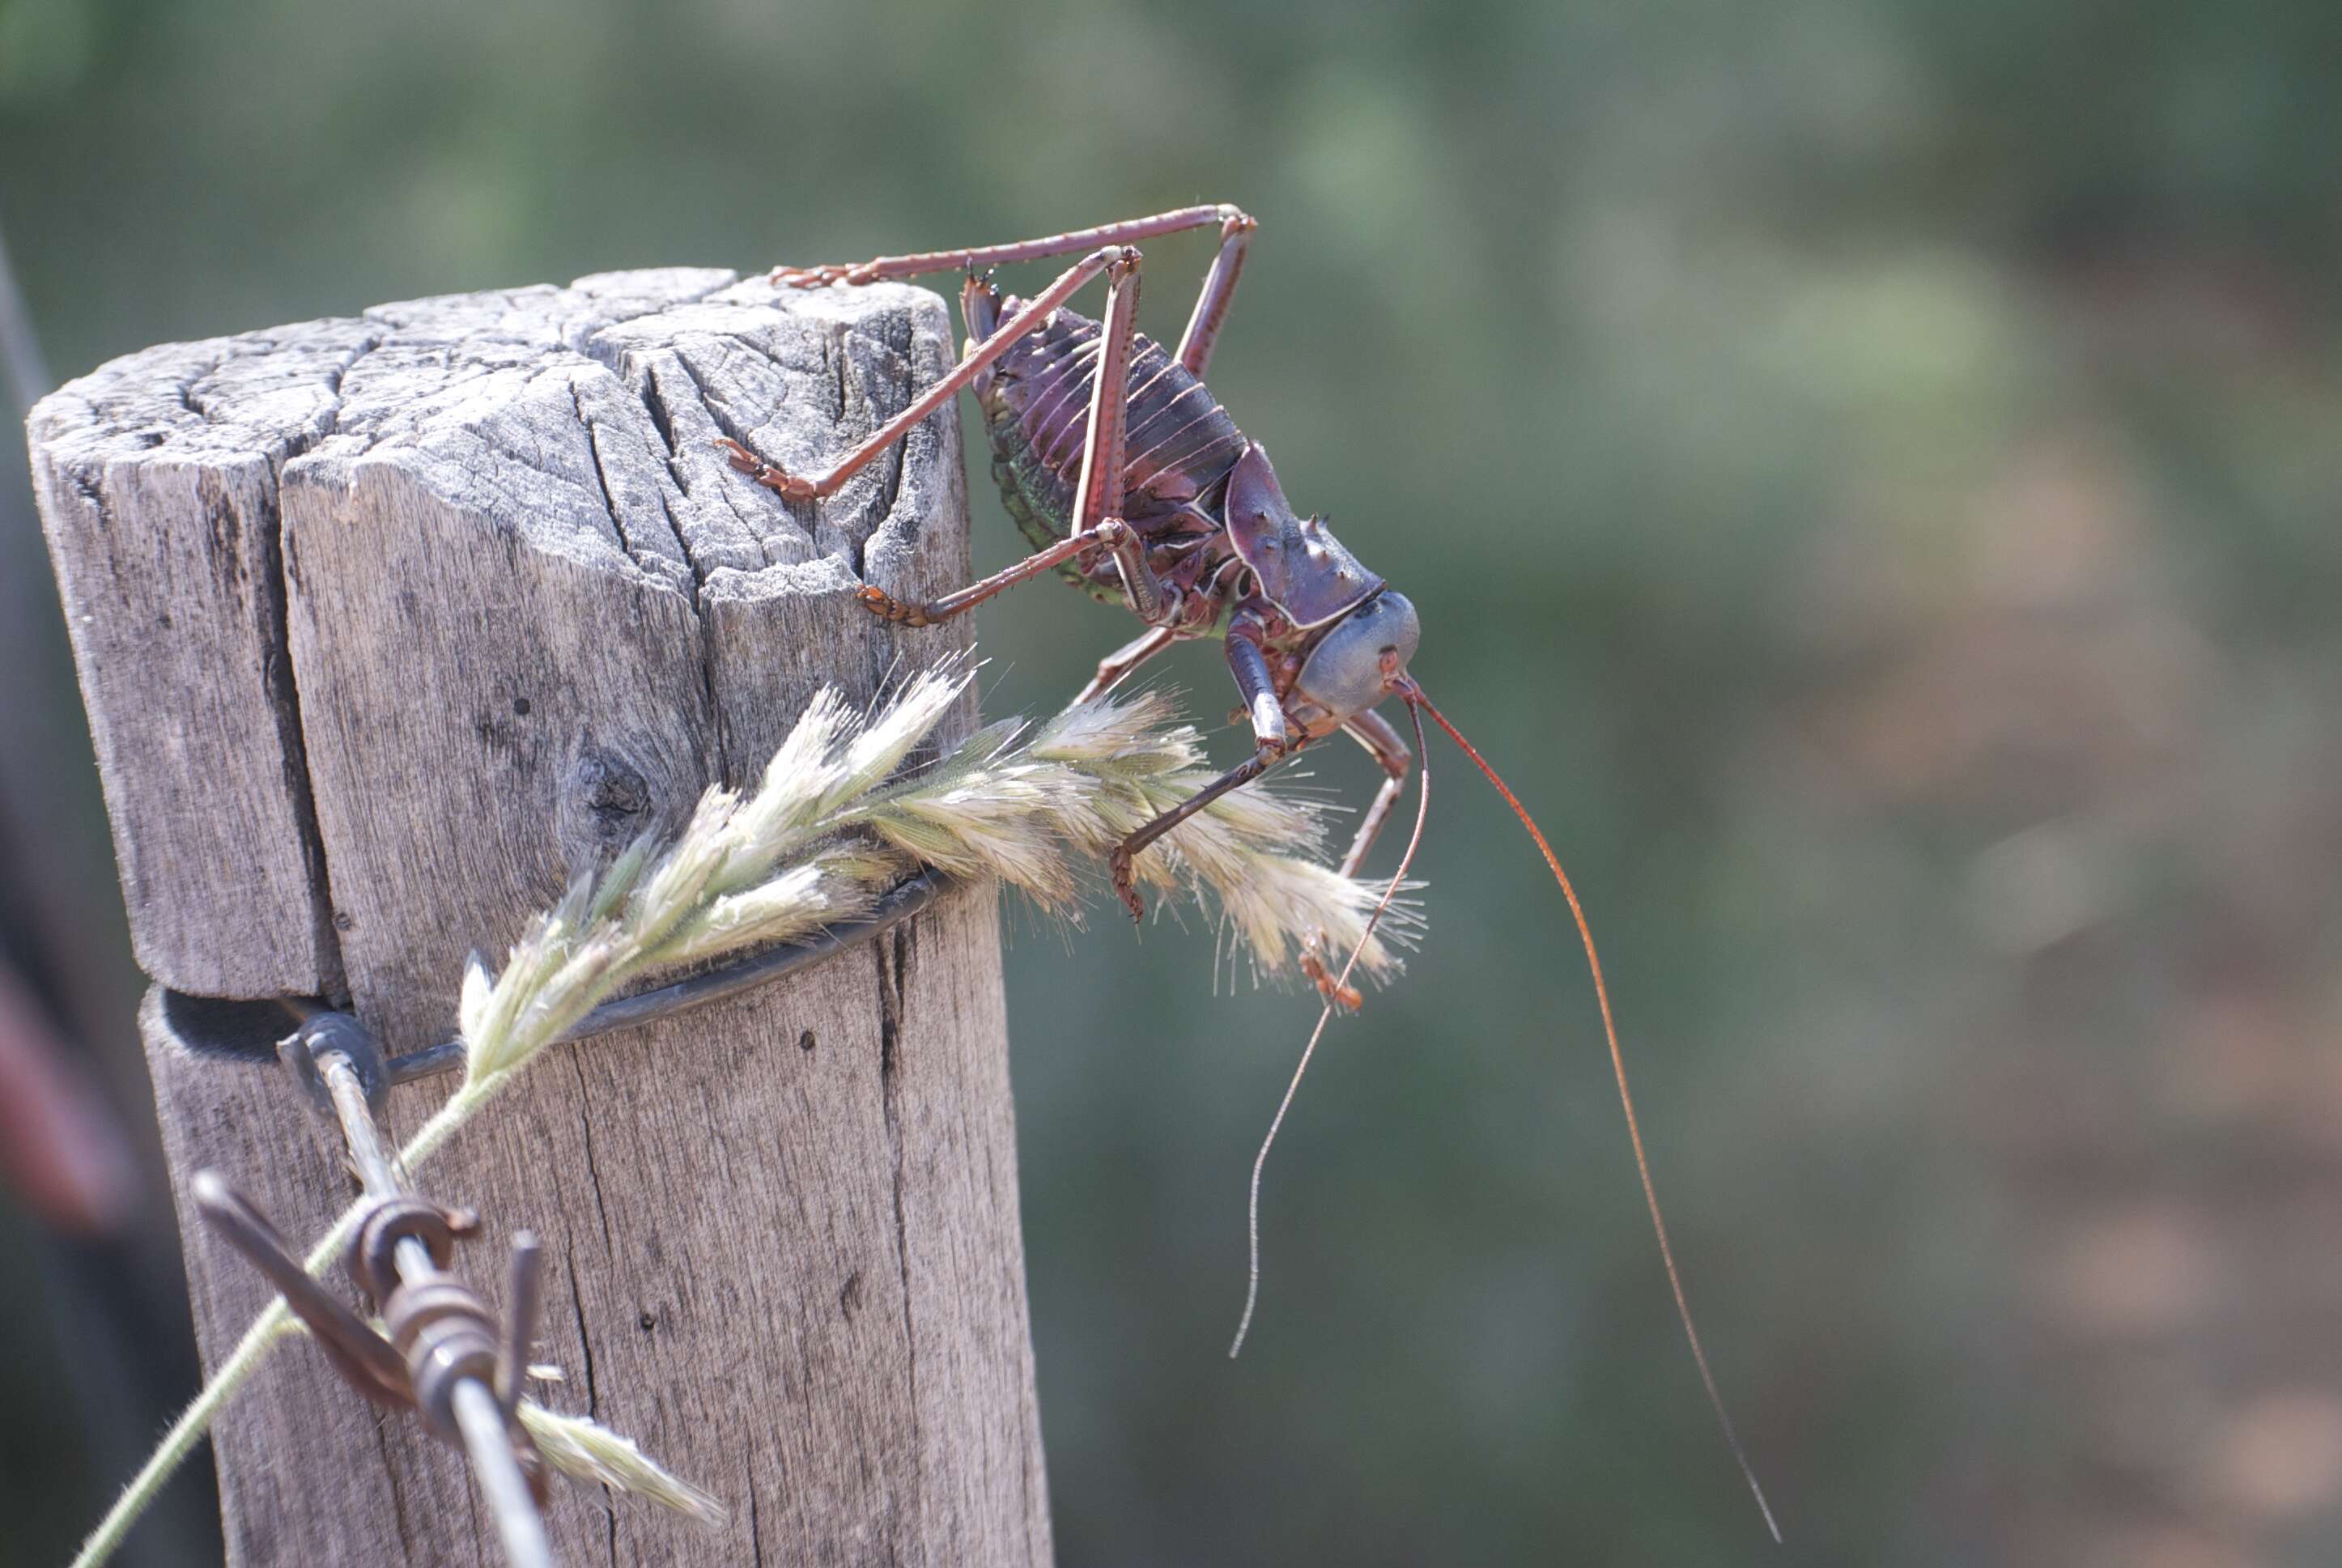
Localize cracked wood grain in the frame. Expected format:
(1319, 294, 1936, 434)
(32, 270, 1049, 1566)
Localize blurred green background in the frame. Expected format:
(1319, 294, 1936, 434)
(9, 0, 2342, 1562)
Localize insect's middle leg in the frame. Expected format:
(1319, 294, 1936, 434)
(1099, 631, 1298, 916)
(1107, 747, 1283, 921)
(854, 517, 1144, 627)
(1332, 710, 1414, 879)
(1297, 709, 1415, 1009)
(1076, 626, 1180, 704)
(857, 248, 1176, 631)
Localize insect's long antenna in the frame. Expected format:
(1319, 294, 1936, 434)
(1407, 682, 1781, 1544)
(1231, 694, 1431, 1360)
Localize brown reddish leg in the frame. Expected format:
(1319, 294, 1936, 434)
(1175, 210, 1254, 376)
(717, 244, 1129, 503)
(1107, 747, 1284, 921)
(1077, 625, 1179, 703)
(771, 203, 1253, 294)
(1333, 709, 1414, 878)
(1102, 623, 1298, 920)
(737, 207, 1257, 615)
(763, 204, 1256, 456)
(1066, 250, 1173, 625)
(855, 516, 1147, 627)
(1298, 709, 1415, 1008)
(850, 249, 1178, 628)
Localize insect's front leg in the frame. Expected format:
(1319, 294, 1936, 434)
(1223, 620, 1290, 759)
(1297, 709, 1414, 1009)
(1105, 629, 1294, 918)
(1330, 710, 1413, 877)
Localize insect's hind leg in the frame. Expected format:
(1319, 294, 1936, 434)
(718, 244, 1128, 503)
(776, 205, 1256, 380)
(854, 248, 1175, 630)
(772, 204, 1252, 292)
(1174, 210, 1252, 377)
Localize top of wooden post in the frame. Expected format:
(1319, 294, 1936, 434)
(30, 267, 970, 1020)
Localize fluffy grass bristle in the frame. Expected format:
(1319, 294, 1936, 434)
(70, 658, 1424, 1568)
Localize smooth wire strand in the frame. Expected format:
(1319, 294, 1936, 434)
(1409, 685, 1781, 1544)
(1230, 696, 1432, 1359)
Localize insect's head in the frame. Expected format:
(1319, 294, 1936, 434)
(1289, 589, 1420, 733)
(1222, 440, 1420, 732)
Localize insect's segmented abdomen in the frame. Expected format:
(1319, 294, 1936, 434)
(976, 300, 1248, 560)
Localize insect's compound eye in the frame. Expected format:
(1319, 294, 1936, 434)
(1293, 592, 1420, 723)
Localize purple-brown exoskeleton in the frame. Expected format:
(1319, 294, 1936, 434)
(714, 205, 1413, 1005)
(720, 206, 1779, 1538)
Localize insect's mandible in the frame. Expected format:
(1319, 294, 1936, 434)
(722, 206, 1779, 1540)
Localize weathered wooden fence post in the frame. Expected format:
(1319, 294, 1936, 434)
(28, 269, 1052, 1566)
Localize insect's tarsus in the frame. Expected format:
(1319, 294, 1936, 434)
(1409, 684, 1781, 1545)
